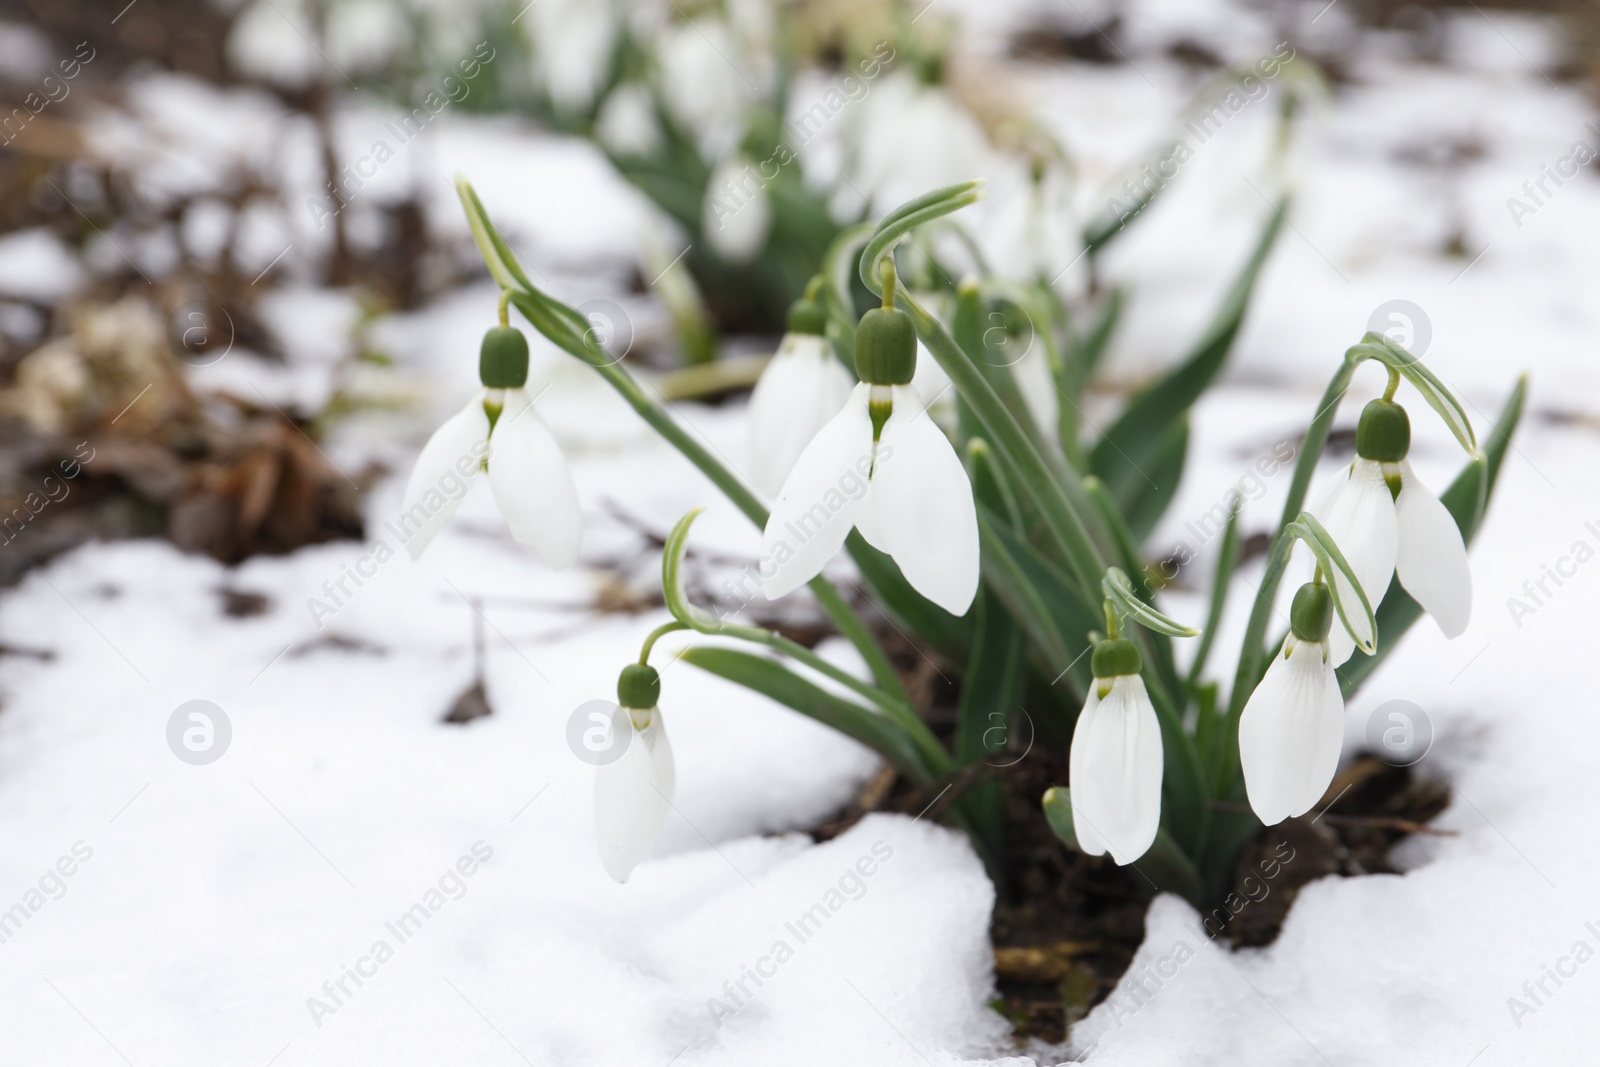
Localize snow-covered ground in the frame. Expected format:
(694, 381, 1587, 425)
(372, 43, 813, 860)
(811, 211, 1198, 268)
(3, 0, 1600, 1063)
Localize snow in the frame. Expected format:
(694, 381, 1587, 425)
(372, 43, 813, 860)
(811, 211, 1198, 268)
(8, 0, 1600, 1062)
(0, 228, 85, 303)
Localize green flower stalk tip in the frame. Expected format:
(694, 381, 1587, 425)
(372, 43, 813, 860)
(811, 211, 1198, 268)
(617, 663, 661, 710)
(786, 297, 827, 337)
(480, 326, 530, 389)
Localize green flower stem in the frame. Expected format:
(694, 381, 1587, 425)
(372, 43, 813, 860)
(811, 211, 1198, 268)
(638, 621, 689, 665)
(504, 290, 910, 705)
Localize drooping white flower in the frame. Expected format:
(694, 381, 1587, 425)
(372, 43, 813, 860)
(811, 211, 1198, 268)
(703, 154, 771, 262)
(760, 293, 979, 614)
(837, 70, 995, 217)
(1311, 399, 1471, 664)
(748, 307, 853, 497)
(1240, 584, 1346, 826)
(401, 328, 580, 566)
(656, 17, 753, 159)
(1069, 641, 1163, 866)
(526, 0, 617, 116)
(594, 704, 675, 883)
(595, 82, 662, 157)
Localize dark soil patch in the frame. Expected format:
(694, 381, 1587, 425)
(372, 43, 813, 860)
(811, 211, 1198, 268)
(808, 633, 1452, 1047)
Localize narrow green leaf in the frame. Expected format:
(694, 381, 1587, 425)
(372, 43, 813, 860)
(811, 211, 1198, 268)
(1075, 286, 1125, 381)
(955, 588, 1020, 859)
(1120, 416, 1191, 545)
(1103, 567, 1201, 638)
(1185, 495, 1242, 690)
(1090, 204, 1285, 523)
(1132, 827, 1207, 909)
(858, 180, 985, 292)
(845, 532, 972, 661)
(678, 647, 931, 782)
(978, 507, 1097, 668)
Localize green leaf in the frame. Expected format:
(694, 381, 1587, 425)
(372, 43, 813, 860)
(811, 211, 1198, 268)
(679, 647, 932, 782)
(858, 180, 985, 293)
(955, 588, 1020, 860)
(1075, 286, 1125, 382)
(1089, 203, 1285, 528)
(1337, 375, 1526, 695)
(1185, 494, 1242, 691)
(1285, 511, 1377, 655)
(845, 532, 973, 662)
(1103, 567, 1201, 639)
(978, 507, 1097, 674)
(1121, 416, 1191, 545)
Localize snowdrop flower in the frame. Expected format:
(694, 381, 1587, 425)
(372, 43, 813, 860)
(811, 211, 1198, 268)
(595, 664, 675, 883)
(528, 0, 617, 116)
(760, 288, 980, 615)
(839, 70, 995, 216)
(703, 154, 771, 262)
(401, 326, 580, 565)
(748, 296, 853, 496)
(1311, 398, 1470, 664)
(1240, 582, 1345, 825)
(1069, 638, 1162, 865)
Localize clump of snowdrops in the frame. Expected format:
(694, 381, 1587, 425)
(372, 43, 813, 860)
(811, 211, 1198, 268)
(405, 176, 1524, 898)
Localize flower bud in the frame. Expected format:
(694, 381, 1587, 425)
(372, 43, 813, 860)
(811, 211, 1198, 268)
(479, 326, 530, 389)
(786, 298, 827, 337)
(1091, 638, 1141, 679)
(1356, 399, 1410, 463)
(1290, 582, 1334, 644)
(617, 663, 661, 710)
(853, 306, 917, 386)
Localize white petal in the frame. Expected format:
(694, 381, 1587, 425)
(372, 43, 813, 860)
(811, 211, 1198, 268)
(399, 393, 490, 560)
(1239, 638, 1346, 825)
(761, 384, 875, 600)
(1068, 675, 1163, 865)
(1395, 461, 1472, 638)
(1068, 689, 1108, 858)
(748, 333, 854, 497)
(858, 385, 980, 615)
(909, 341, 952, 411)
(1315, 459, 1397, 665)
(488, 388, 581, 569)
(703, 155, 771, 262)
(594, 708, 673, 883)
